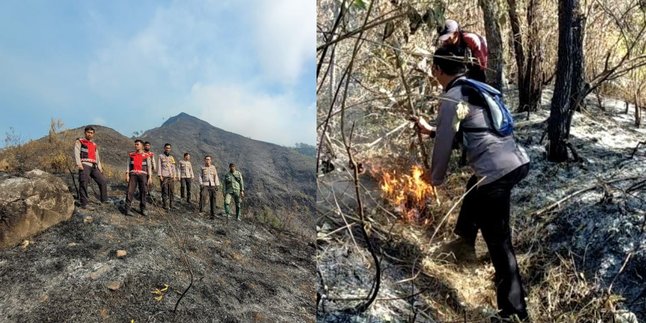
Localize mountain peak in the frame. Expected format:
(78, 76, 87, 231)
(161, 112, 202, 127)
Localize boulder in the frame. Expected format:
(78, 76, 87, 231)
(0, 169, 75, 249)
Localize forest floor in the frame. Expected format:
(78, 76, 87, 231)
(316, 88, 646, 322)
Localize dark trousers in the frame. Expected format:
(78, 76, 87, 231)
(78, 164, 107, 207)
(199, 186, 217, 215)
(126, 173, 147, 211)
(145, 175, 152, 201)
(454, 164, 530, 319)
(161, 177, 174, 208)
(180, 178, 192, 202)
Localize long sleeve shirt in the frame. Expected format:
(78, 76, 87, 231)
(158, 153, 178, 178)
(179, 160, 194, 178)
(144, 151, 156, 173)
(74, 139, 102, 169)
(198, 165, 220, 187)
(429, 76, 529, 186)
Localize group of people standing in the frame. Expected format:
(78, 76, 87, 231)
(73, 126, 245, 221)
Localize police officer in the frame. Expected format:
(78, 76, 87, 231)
(414, 47, 530, 321)
(73, 125, 108, 209)
(125, 139, 152, 216)
(179, 152, 195, 203)
(223, 163, 244, 221)
(143, 141, 156, 202)
(198, 155, 219, 218)
(158, 143, 178, 210)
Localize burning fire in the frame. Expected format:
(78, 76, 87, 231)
(375, 165, 436, 222)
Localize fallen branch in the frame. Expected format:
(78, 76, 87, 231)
(607, 252, 632, 295)
(530, 176, 642, 217)
(630, 141, 646, 158)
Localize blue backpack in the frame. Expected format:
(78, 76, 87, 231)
(455, 78, 514, 137)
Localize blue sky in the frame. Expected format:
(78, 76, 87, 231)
(0, 0, 315, 147)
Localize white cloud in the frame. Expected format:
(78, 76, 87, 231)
(251, 0, 315, 85)
(189, 82, 315, 146)
(83, 1, 315, 146)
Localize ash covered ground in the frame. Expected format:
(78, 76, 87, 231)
(0, 181, 315, 323)
(316, 89, 646, 322)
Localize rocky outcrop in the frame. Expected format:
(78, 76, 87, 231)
(0, 170, 74, 249)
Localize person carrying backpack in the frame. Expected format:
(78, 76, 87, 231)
(413, 46, 530, 322)
(437, 19, 488, 83)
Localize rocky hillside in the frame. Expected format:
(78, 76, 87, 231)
(0, 113, 316, 216)
(142, 113, 315, 213)
(0, 125, 132, 175)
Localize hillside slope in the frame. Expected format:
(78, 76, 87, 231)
(142, 113, 316, 213)
(0, 181, 315, 322)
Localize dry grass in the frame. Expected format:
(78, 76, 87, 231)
(318, 153, 626, 321)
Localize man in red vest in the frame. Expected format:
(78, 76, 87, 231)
(437, 19, 489, 83)
(73, 125, 108, 209)
(125, 139, 153, 216)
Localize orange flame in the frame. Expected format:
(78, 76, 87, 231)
(375, 165, 435, 222)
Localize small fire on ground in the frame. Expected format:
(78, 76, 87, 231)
(373, 165, 436, 222)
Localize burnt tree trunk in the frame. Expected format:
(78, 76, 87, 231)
(523, 0, 544, 112)
(625, 101, 630, 114)
(636, 91, 642, 127)
(565, 11, 587, 138)
(507, 0, 544, 112)
(507, 0, 525, 94)
(479, 0, 504, 91)
(548, 0, 577, 162)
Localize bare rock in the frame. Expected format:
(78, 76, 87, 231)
(116, 250, 127, 258)
(0, 169, 75, 250)
(89, 265, 112, 281)
(106, 281, 122, 291)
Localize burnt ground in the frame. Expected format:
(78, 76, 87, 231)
(0, 179, 315, 323)
(316, 90, 646, 322)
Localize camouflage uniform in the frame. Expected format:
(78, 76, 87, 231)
(223, 170, 244, 220)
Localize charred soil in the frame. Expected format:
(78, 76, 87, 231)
(0, 178, 315, 322)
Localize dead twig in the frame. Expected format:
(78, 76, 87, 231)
(607, 252, 633, 295)
(363, 121, 410, 148)
(394, 46, 430, 170)
(336, 0, 380, 314)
